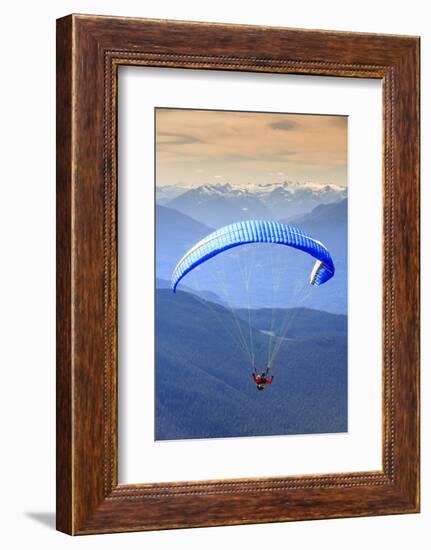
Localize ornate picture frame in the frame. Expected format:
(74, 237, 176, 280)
(56, 14, 420, 534)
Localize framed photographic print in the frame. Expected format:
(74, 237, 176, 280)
(56, 15, 420, 535)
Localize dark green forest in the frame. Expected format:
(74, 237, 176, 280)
(155, 289, 347, 440)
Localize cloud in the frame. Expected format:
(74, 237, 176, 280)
(157, 131, 204, 147)
(156, 109, 347, 188)
(223, 151, 296, 163)
(269, 120, 299, 131)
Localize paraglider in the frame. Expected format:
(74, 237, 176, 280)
(252, 368, 274, 391)
(172, 220, 334, 292)
(171, 220, 334, 388)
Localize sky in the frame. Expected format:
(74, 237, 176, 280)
(155, 108, 348, 188)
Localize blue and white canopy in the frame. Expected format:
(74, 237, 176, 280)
(171, 220, 334, 292)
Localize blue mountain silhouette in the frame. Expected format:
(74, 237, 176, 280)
(156, 289, 347, 440)
(156, 200, 347, 314)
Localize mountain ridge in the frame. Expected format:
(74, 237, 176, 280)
(163, 181, 347, 226)
(156, 199, 348, 314)
(156, 289, 347, 440)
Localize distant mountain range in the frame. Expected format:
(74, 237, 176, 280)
(282, 198, 348, 314)
(156, 289, 347, 440)
(285, 196, 348, 227)
(156, 199, 347, 314)
(162, 181, 347, 227)
(156, 204, 213, 281)
(236, 305, 348, 339)
(156, 277, 226, 306)
(156, 184, 190, 205)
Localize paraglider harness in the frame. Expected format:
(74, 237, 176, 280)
(252, 367, 274, 391)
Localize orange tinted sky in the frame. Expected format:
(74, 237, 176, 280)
(156, 108, 347, 188)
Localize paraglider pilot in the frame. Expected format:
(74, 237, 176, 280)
(252, 368, 274, 391)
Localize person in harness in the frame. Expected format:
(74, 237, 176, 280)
(252, 368, 274, 391)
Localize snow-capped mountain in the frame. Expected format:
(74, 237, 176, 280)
(156, 184, 190, 205)
(163, 181, 346, 227)
(243, 180, 346, 195)
(165, 182, 271, 227)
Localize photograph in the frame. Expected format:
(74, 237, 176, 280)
(155, 107, 348, 440)
(52, 13, 420, 534)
